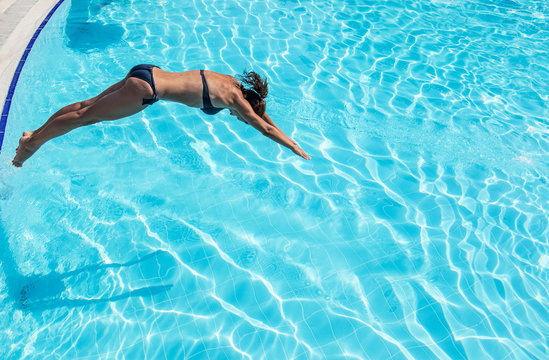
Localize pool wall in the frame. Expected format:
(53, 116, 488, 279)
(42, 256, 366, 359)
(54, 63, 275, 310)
(0, 0, 64, 153)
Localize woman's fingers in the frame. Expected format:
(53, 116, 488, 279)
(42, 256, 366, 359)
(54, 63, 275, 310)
(293, 147, 311, 160)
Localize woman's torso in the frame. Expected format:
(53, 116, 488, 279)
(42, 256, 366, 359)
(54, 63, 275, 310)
(152, 68, 239, 109)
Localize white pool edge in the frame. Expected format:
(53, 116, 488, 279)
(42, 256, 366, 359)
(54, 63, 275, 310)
(0, 0, 61, 113)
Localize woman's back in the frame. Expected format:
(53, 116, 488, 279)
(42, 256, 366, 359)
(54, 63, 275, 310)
(154, 69, 239, 109)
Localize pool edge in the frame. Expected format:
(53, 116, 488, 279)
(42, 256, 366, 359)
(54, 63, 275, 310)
(0, 0, 65, 153)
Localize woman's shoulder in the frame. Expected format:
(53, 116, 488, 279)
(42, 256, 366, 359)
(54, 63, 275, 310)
(209, 72, 242, 97)
(207, 70, 238, 83)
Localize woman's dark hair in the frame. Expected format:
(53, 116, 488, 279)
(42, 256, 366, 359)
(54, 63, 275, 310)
(238, 71, 268, 117)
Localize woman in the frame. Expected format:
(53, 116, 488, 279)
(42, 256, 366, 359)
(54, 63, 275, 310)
(12, 64, 311, 167)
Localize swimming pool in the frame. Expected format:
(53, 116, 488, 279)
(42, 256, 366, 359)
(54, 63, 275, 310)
(1, 0, 548, 358)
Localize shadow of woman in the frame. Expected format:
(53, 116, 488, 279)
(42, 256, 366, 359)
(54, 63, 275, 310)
(0, 218, 172, 312)
(21, 283, 172, 311)
(19, 251, 173, 311)
(65, 0, 125, 52)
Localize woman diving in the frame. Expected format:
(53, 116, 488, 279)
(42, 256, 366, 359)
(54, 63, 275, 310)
(12, 64, 311, 167)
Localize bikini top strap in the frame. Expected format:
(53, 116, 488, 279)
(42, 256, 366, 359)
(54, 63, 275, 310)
(200, 70, 213, 109)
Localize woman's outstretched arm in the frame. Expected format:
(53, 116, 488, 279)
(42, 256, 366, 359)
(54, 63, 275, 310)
(261, 112, 298, 146)
(232, 99, 311, 160)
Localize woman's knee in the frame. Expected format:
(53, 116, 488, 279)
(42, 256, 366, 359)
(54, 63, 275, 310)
(74, 108, 97, 125)
(80, 99, 95, 108)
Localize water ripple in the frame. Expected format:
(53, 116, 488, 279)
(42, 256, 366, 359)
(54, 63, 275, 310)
(0, 0, 548, 359)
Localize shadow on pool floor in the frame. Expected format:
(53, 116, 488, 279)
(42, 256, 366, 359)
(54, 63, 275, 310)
(0, 220, 172, 312)
(65, 0, 124, 53)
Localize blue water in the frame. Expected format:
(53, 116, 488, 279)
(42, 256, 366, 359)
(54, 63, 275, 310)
(1, 0, 548, 358)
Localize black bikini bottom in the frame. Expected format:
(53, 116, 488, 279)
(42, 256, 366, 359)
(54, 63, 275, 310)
(128, 64, 159, 105)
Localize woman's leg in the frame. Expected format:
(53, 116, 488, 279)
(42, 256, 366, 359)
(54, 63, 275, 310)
(13, 77, 152, 167)
(32, 77, 129, 135)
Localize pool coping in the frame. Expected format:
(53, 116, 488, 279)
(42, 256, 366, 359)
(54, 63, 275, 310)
(0, 0, 65, 153)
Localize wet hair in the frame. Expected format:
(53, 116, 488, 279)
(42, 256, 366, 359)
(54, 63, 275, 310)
(237, 71, 268, 117)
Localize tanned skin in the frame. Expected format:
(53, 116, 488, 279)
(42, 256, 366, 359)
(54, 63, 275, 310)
(13, 68, 310, 167)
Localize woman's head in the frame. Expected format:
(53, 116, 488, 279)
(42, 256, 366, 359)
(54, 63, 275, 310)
(238, 71, 268, 117)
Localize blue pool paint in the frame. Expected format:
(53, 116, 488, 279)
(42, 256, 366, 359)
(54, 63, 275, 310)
(0, 1, 548, 359)
(0, 0, 66, 153)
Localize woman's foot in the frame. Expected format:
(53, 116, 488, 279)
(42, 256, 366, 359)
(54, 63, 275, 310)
(12, 131, 40, 167)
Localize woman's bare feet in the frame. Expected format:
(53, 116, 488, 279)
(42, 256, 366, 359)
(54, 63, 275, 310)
(12, 131, 40, 167)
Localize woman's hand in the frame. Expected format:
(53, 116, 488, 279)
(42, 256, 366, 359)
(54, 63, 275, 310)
(292, 146, 311, 160)
(290, 139, 310, 159)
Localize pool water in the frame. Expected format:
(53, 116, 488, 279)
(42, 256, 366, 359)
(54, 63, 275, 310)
(1, 0, 548, 358)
